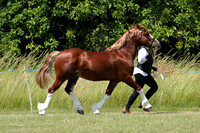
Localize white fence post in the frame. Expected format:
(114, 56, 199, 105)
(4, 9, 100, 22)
(23, 66, 33, 113)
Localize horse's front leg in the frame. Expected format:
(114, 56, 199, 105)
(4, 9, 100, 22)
(123, 75, 152, 111)
(92, 81, 118, 114)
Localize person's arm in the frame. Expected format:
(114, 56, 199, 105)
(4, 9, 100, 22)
(137, 48, 149, 64)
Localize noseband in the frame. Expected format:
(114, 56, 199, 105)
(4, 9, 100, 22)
(139, 29, 155, 47)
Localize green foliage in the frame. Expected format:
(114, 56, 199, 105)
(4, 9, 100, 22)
(0, 0, 199, 56)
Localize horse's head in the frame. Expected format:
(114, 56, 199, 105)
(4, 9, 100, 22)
(135, 24, 161, 49)
(105, 24, 161, 52)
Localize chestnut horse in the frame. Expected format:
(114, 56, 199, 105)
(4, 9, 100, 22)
(36, 24, 160, 115)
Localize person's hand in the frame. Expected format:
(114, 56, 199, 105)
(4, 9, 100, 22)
(145, 54, 151, 60)
(152, 66, 157, 71)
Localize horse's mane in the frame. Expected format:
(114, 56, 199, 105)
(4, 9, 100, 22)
(106, 26, 141, 51)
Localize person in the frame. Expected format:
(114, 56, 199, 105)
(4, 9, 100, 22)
(123, 46, 158, 114)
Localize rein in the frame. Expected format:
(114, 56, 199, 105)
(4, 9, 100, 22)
(139, 29, 155, 47)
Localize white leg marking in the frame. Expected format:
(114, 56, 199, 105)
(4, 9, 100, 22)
(92, 94, 110, 114)
(37, 93, 54, 115)
(69, 92, 83, 111)
(137, 89, 153, 110)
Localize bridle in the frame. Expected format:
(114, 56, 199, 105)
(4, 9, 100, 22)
(139, 29, 155, 47)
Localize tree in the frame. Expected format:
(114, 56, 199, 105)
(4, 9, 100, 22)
(0, 0, 199, 56)
(138, 0, 200, 54)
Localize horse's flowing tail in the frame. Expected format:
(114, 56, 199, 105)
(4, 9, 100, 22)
(36, 51, 60, 89)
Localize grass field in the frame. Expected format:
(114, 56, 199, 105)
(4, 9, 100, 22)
(0, 109, 200, 133)
(0, 52, 200, 132)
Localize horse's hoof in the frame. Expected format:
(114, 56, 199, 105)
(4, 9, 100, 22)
(138, 103, 142, 109)
(141, 100, 149, 108)
(143, 107, 153, 112)
(77, 110, 84, 115)
(93, 109, 100, 115)
(39, 109, 46, 116)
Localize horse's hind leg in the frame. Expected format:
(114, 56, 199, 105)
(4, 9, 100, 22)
(37, 79, 63, 115)
(64, 75, 84, 115)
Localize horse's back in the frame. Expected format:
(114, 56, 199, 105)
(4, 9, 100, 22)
(54, 48, 118, 80)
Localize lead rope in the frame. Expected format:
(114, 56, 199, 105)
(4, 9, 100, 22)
(150, 48, 165, 79)
(153, 58, 165, 80)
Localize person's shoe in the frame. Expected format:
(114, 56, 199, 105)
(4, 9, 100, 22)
(123, 107, 130, 114)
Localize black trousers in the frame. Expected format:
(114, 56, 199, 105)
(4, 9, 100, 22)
(126, 73, 158, 109)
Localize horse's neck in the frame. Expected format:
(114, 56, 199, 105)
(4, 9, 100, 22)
(121, 40, 138, 60)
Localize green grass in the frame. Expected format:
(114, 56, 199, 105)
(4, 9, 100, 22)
(0, 109, 200, 133)
(0, 52, 200, 132)
(0, 52, 199, 111)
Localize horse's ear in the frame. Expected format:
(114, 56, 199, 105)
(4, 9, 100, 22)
(136, 24, 140, 29)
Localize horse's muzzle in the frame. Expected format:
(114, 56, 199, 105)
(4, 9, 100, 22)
(152, 39, 161, 49)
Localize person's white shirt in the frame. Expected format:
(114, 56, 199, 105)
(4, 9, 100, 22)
(133, 46, 150, 76)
